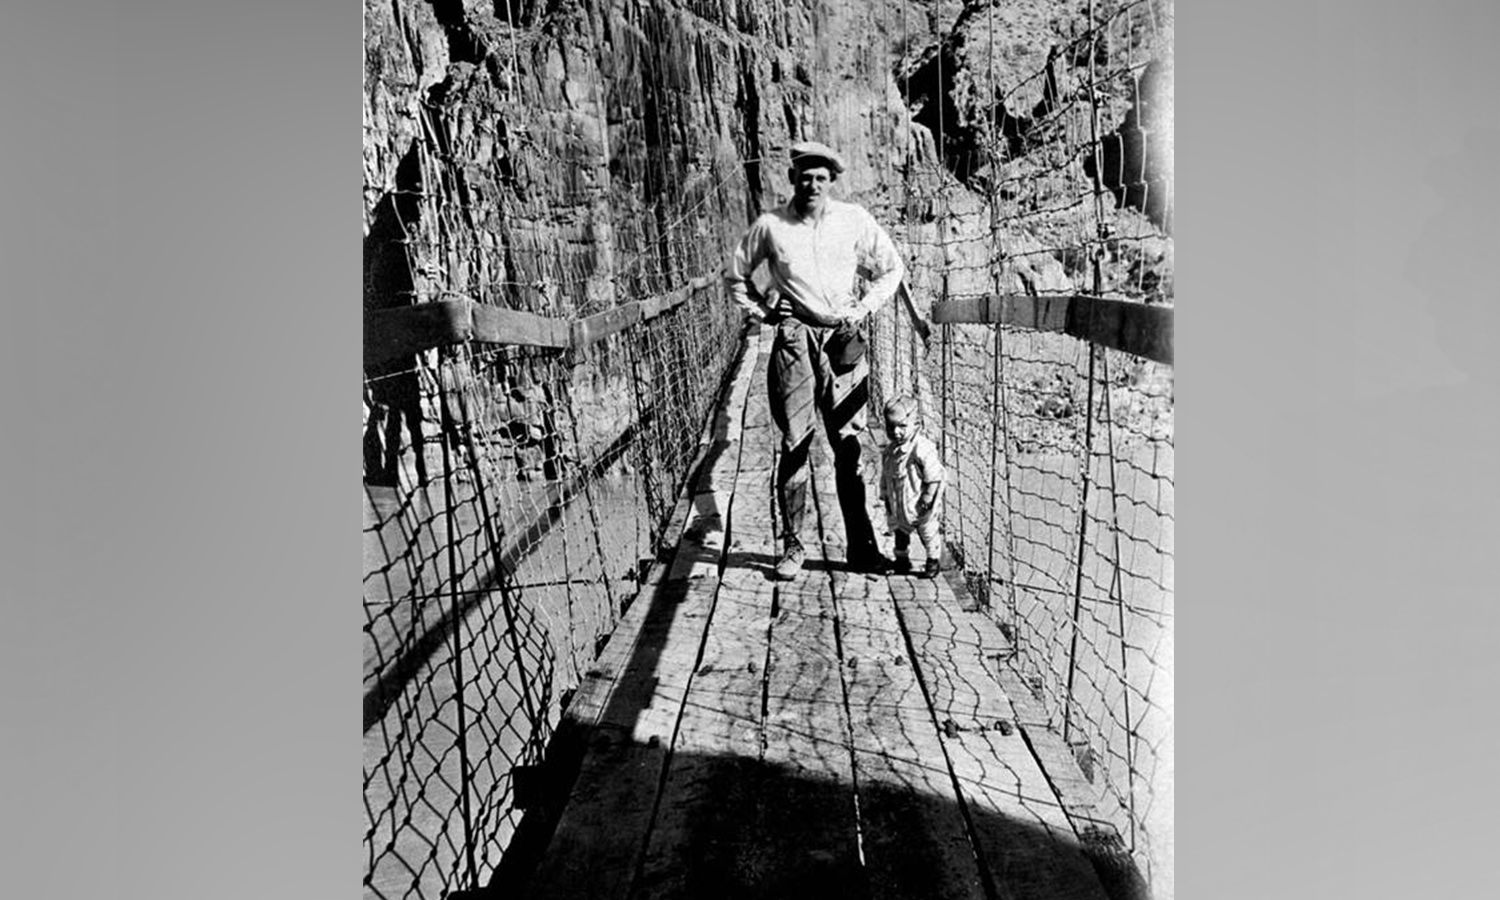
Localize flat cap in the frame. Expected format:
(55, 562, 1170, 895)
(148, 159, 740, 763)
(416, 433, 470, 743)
(789, 141, 846, 174)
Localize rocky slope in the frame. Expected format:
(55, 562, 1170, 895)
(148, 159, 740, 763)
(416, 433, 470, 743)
(364, 0, 1174, 320)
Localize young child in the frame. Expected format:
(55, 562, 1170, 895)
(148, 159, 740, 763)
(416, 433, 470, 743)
(880, 396, 945, 577)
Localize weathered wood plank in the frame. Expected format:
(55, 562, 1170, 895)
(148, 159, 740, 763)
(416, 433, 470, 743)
(523, 524, 722, 900)
(557, 331, 758, 733)
(364, 280, 725, 369)
(994, 661, 1117, 838)
(883, 577, 1109, 900)
(1066, 296, 1173, 366)
(717, 332, 759, 447)
(945, 729, 1111, 900)
(522, 562, 720, 900)
(887, 572, 1111, 899)
(754, 572, 864, 900)
(364, 300, 471, 365)
(638, 275, 713, 321)
(932, 294, 1069, 333)
(695, 330, 760, 494)
(752, 442, 862, 897)
(811, 455, 987, 900)
(847, 446, 1110, 900)
(606, 334, 760, 742)
(469, 301, 572, 348)
(993, 659, 1150, 899)
(837, 577, 989, 899)
(639, 287, 687, 322)
(662, 367, 755, 578)
(990, 654, 1140, 900)
(571, 302, 644, 352)
(523, 332, 758, 900)
(530, 312, 1122, 900)
(633, 336, 789, 899)
(518, 722, 668, 900)
(932, 294, 1173, 365)
(888, 575, 1019, 732)
(632, 579, 774, 900)
(662, 327, 759, 582)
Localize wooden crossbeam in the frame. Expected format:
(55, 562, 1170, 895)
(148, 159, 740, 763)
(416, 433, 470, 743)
(470, 303, 572, 348)
(363, 300, 472, 366)
(362, 275, 718, 368)
(931, 295, 1173, 365)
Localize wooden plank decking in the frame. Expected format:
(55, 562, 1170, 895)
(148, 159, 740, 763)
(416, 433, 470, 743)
(519, 325, 1113, 900)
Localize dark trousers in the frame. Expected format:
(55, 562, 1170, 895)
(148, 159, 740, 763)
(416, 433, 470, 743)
(767, 319, 878, 553)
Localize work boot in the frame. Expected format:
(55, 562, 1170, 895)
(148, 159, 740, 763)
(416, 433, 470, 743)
(773, 538, 806, 581)
(891, 555, 913, 574)
(922, 558, 941, 579)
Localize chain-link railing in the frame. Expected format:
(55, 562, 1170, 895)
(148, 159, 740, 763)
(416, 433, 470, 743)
(363, 300, 740, 900)
(362, 28, 749, 893)
(864, 0, 1173, 895)
(367, 0, 1171, 896)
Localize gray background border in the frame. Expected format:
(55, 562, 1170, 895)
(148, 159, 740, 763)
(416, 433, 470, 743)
(2, 2, 1496, 897)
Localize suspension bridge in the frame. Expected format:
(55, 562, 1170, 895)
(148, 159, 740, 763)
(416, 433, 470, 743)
(364, 1, 1172, 898)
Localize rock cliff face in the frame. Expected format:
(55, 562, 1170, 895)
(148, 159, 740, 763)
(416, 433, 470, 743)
(363, 0, 927, 452)
(364, 0, 1173, 330)
(364, 0, 906, 313)
(362, 0, 1174, 519)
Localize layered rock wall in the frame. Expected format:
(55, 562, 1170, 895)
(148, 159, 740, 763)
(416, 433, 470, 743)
(365, 1, 1173, 348)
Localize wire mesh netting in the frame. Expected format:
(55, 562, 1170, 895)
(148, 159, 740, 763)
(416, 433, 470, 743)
(362, 28, 748, 893)
(864, 0, 1174, 893)
(363, 301, 739, 899)
(366, 0, 1171, 896)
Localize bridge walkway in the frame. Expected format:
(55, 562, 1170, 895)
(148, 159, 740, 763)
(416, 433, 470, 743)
(518, 325, 1113, 900)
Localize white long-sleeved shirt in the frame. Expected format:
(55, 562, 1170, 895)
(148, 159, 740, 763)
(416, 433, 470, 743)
(724, 198, 905, 327)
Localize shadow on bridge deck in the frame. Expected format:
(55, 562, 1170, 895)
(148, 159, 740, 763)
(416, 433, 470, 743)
(480, 326, 1147, 900)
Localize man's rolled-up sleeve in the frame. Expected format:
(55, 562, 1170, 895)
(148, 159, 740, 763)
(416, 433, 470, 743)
(855, 211, 906, 319)
(725, 221, 771, 319)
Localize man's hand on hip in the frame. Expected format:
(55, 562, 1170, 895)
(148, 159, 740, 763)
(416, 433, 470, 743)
(762, 286, 794, 322)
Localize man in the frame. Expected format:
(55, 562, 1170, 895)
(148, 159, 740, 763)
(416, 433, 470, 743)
(725, 141, 906, 579)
